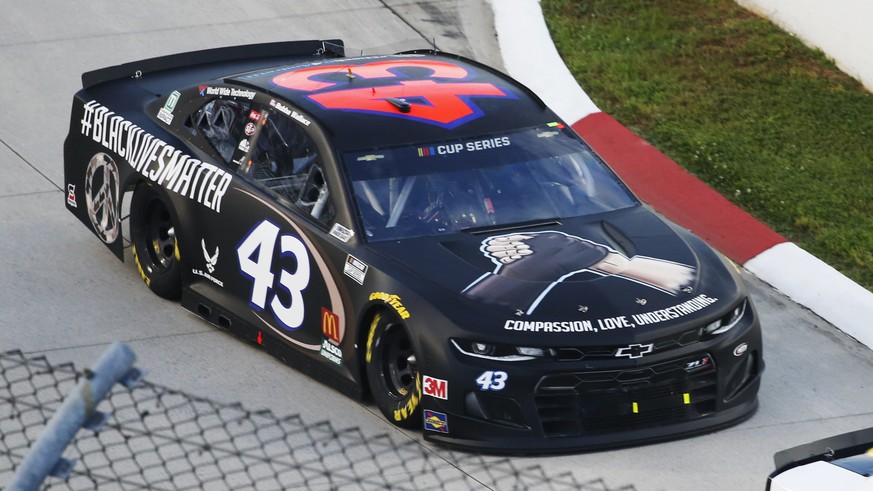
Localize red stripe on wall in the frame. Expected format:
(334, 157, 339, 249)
(573, 112, 785, 264)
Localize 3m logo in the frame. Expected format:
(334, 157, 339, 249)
(322, 307, 340, 344)
(422, 375, 447, 400)
(272, 60, 513, 128)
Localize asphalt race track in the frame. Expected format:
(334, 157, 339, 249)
(1, 1, 872, 490)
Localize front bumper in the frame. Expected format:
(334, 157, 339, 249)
(419, 303, 764, 453)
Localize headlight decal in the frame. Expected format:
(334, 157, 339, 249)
(451, 339, 546, 362)
(702, 299, 747, 337)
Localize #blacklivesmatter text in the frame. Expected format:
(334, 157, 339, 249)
(80, 100, 231, 212)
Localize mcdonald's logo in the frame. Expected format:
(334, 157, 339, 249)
(322, 307, 340, 344)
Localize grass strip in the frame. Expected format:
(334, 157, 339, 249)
(542, 0, 872, 290)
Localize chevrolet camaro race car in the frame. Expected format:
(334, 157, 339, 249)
(64, 39, 763, 452)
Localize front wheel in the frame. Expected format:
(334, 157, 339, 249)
(129, 184, 182, 300)
(365, 311, 421, 428)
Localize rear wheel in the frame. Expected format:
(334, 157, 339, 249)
(365, 311, 421, 428)
(130, 184, 182, 300)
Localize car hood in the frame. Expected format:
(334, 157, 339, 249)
(366, 207, 741, 343)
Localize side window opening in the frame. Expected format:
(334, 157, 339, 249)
(187, 99, 252, 163)
(242, 109, 335, 226)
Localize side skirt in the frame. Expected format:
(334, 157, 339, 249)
(180, 288, 364, 401)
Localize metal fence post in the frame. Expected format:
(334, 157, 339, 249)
(6, 342, 142, 491)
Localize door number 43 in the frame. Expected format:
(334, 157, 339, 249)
(476, 371, 507, 391)
(237, 220, 310, 330)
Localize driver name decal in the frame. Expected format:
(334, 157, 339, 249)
(272, 60, 513, 128)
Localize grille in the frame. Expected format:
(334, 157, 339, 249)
(553, 328, 701, 361)
(535, 355, 718, 437)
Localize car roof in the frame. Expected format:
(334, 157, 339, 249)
(225, 52, 556, 150)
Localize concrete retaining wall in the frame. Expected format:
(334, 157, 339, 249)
(736, 0, 873, 91)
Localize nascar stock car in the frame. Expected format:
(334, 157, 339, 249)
(64, 39, 763, 452)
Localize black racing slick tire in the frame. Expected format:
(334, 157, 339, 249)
(365, 311, 422, 428)
(130, 184, 182, 300)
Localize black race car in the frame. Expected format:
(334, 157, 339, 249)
(64, 39, 763, 452)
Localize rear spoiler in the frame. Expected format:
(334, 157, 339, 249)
(81, 39, 345, 89)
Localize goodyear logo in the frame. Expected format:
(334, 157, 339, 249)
(424, 409, 448, 433)
(368, 292, 410, 320)
(393, 376, 421, 422)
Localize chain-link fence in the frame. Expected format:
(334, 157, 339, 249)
(0, 348, 636, 490)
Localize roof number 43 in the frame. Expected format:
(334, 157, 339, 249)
(237, 219, 310, 330)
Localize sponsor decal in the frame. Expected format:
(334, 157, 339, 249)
(615, 343, 654, 359)
(238, 139, 250, 153)
(248, 110, 262, 122)
(272, 59, 513, 128)
(321, 307, 340, 344)
(80, 101, 232, 213)
(368, 292, 410, 319)
(66, 184, 77, 208)
(422, 375, 447, 400)
(244, 122, 256, 136)
(198, 86, 256, 100)
(157, 90, 180, 125)
(733, 343, 748, 357)
(192, 238, 224, 287)
(423, 409, 448, 433)
(463, 231, 698, 315)
(420, 137, 510, 156)
(475, 371, 507, 391)
(356, 154, 384, 162)
(84, 152, 120, 244)
(343, 254, 368, 285)
(320, 338, 342, 365)
(328, 223, 354, 243)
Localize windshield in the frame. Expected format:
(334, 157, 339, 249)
(343, 124, 638, 241)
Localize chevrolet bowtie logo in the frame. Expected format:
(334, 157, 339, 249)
(615, 343, 654, 359)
